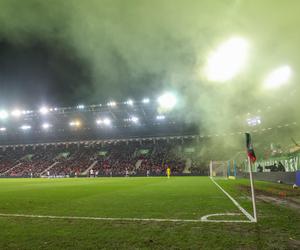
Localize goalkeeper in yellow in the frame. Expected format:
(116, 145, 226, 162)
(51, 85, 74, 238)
(166, 167, 171, 178)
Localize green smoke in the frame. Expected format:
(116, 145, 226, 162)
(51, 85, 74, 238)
(0, 0, 299, 159)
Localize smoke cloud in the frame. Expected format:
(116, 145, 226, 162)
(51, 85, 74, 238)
(0, 0, 299, 159)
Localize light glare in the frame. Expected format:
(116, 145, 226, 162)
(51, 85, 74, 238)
(142, 98, 150, 104)
(69, 120, 81, 127)
(264, 65, 292, 89)
(42, 123, 51, 129)
(107, 101, 116, 107)
(125, 99, 134, 106)
(11, 109, 22, 117)
(157, 93, 177, 111)
(156, 115, 166, 120)
(131, 116, 139, 123)
(205, 37, 249, 82)
(20, 125, 31, 130)
(0, 110, 8, 120)
(39, 107, 49, 115)
(103, 118, 111, 125)
(96, 118, 111, 126)
(247, 116, 261, 126)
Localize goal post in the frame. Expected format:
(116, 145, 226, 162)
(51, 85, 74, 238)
(210, 160, 237, 179)
(209, 160, 228, 179)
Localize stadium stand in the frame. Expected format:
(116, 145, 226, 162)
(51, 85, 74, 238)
(0, 136, 208, 177)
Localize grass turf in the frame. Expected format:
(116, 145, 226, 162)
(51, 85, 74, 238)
(0, 176, 299, 249)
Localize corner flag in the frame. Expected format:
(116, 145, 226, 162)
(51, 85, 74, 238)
(245, 133, 256, 163)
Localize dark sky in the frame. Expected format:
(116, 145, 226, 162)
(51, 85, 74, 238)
(0, 40, 92, 107)
(0, 0, 300, 145)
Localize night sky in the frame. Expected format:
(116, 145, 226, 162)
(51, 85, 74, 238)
(0, 40, 91, 107)
(0, 0, 300, 146)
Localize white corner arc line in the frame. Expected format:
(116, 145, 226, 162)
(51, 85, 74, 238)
(210, 177, 255, 222)
(200, 213, 252, 223)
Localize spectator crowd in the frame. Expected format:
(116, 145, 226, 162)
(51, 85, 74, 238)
(0, 139, 207, 177)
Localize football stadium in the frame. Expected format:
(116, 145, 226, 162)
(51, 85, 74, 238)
(0, 1, 300, 249)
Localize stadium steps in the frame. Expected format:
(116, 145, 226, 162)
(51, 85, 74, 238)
(135, 159, 143, 170)
(40, 162, 60, 176)
(1, 162, 22, 176)
(82, 160, 98, 175)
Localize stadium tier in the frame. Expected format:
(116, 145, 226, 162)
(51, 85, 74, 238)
(0, 136, 208, 178)
(0, 96, 199, 145)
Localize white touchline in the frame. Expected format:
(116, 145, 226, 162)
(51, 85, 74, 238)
(210, 177, 256, 222)
(0, 213, 199, 223)
(0, 212, 252, 223)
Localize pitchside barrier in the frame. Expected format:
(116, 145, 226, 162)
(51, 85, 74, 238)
(237, 171, 299, 185)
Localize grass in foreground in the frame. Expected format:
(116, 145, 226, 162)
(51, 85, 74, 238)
(0, 177, 299, 249)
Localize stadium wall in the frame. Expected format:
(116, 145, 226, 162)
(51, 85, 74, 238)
(238, 172, 298, 185)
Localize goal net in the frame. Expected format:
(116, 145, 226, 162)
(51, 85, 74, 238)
(210, 161, 228, 179)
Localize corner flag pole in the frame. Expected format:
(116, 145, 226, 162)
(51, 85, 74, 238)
(248, 156, 257, 222)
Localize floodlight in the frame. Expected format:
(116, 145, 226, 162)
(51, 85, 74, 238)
(21, 110, 31, 115)
(247, 116, 261, 126)
(39, 106, 49, 115)
(11, 109, 22, 117)
(69, 120, 81, 127)
(0, 127, 6, 132)
(125, 99, 134, 106)
(205, 37, 249, 82)
(131, 116, 139, 123)
(96, 119, 103, 125)
(42, 123, 51, 129)
(103, 118, 111, 125)
(142, 98, 150, 104)
(264, 65, 292, 89)
(157, 93, 177, 111)
(107, 101, 116, 107)
(97, 118, 112, 126)
(156, 115, 166, 120)
(20, 125, 31, 130)
(77, 104, 85, 109)
(0, 110, 8, 120)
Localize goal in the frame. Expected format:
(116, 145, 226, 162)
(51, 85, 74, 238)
(209, 161, 228, 178)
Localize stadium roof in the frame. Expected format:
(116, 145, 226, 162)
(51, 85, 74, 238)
(0, 94, 198, 144)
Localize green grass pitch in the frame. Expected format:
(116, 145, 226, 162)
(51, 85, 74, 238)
(0, 177, 299, 249)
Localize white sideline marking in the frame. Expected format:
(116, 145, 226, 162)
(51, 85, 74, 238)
(0, 213, 200, 223)
(0, 177, 256, 224)
(210, 177, 255, 222)
(0, 212, 252, 223)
